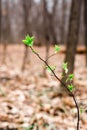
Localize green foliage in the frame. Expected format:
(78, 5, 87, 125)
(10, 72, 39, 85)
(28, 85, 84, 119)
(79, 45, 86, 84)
(22, 35, 34, 47)
(66, 74, 74, 83)
(54, 45, 60, 53)
(80, 108, 83, 114)
(22, 35, 80, 130)
(68, 84, 74, 92)
(68, 74, 74, 80)
(46, 65, 56, 73)
(62, 62, 68, 74)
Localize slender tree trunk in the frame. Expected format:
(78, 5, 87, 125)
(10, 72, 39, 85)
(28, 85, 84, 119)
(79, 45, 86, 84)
(45, 36, 50, 62)
(64, 0, 82, 74)
(60, 0, 82, 94)
(0, 0, 2, 62)
(50, 0, 58, 44)
(22, 0, 29, 71)
(84, 0, 87, 67)
(43, 0, 50, 61)
(42, 0, 58, 76)
(22, 0, 32, 71)
(60, 0, 67, 44)
(42, 0, 51, 76)
(22, 45, 29, 71)
(0, 0, 2, 43)
(2, 0, 11, 64)
(2, 43, 7, 64)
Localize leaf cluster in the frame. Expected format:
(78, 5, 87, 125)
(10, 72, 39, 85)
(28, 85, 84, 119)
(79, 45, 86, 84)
(22, 35, 34, 47)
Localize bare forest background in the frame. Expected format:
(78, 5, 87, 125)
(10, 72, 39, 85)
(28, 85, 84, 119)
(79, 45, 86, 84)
(0, 0, 85, 45)
(0, 0, 87, 129)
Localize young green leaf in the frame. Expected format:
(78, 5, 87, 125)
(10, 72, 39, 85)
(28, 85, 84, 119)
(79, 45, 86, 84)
(63, 62, 67, 70)
(54, 45, 60, 53)
(68, 74, 74, 80)
(66, 74, 74, 83)
(62, 62, 68, 74)
(22, 35, 34, 47)
(68, 84, 74, 92)
(80, 108, 83, 114)
(47, 66, 56, 73)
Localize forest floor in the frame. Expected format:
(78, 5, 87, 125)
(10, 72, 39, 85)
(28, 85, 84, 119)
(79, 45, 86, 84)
(0, 44, 87, 130)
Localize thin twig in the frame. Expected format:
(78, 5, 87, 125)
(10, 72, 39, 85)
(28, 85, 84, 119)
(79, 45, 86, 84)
(30, 46, 80, 130)
(46, 53, 56, 62)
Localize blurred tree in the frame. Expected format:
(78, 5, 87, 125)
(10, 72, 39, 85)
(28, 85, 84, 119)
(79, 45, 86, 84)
(2, 0, 12, 42)
(0, 0, 85, 46)
(42, 0, 51, 76)
(0, 0, 2, 43)
(49, 0, 58, 44)
(60, 0, 67, 44)
(2, 0, 12, 64)
(64, 0, 82, 74)
(84, 0, 87, 67)
(43, 0, 58, 62)
(21, 0, 32, 71)
(43, 0, 50, 63)
(42, 0, 58, 76)
(60, 0, 82, 94)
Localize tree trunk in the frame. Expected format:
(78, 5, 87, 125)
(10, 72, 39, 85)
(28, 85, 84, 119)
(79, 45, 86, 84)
(64, 0, 82, 74)
(22, 45, 29, 71)
(2, 43, 7, 64)
(42, 0, 50, 76)
(42, 0, 58, 76)
(43, 0, 50, 60)
(2, 0, 11, 64)
(0, 0, 2, 43)
(2, 0, 12, 42)
(50, 0, 58, 44)
(60, 0, 67, 44)
(60, 0, 82, 95)
(22, 0, 32, 71)
(84, 0, 87, 67)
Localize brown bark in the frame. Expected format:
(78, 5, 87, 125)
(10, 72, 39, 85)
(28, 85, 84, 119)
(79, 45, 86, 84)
(84, 0, 87, 67)
(2, 43, 7, 64)
(42, 0, 58, 76)
(22, 0, 32, 71)
(1, 0, 11, 64)
(60, 0, 67, 44)
(65, 0, 82, 74)
(43, 0, 58, 61)
(0, 0, 2, 43)
(43, 0, 50, 61)
(49, 0, 58, 44)
(60, 0, 82, 94)
(22, 45, 29, 71)
(42, 0, 50, 76)
(2, 0, 12, 42)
